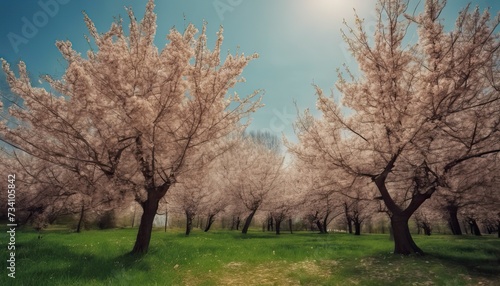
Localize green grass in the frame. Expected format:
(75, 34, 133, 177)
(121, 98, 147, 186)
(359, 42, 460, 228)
(1, 227, 499, 285)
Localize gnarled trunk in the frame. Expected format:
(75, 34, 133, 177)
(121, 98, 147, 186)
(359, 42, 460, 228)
(204, 213, 216, 232)
(373, 159, 433, 255)
(447, 205, 462, 235)
(316, 220, 326, 233)
(242, 209, 257, 234)
(131, 195, 161, 254)
(391, 214, 423, 255)
(468, 219, 481, 236)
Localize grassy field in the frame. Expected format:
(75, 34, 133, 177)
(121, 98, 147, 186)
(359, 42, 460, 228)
(1, 227, 499, 285)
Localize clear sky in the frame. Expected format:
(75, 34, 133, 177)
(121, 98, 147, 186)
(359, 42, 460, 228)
(1, 0, 498, 142)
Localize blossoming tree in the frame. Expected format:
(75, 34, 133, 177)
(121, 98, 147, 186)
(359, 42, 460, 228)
(1, 0, 261, 254)
(219, 134, 284, 234)
(289, 0, 499, 254)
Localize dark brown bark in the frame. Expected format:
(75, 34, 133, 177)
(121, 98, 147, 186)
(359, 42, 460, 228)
(275, 217, 283, 235)
(204, 213, 216, 232)
(344, 202, 353, 234)
(131, 195, 161, 254)
(267, 216, 274, 232)
(354, 220, 361, 236)
(347, 219, 353, 234)
(468, 219, 482, 236)
(322, 214, 329, 233)
(76, 204, 85, 233)
(447, 205, 462, 235)
(316, 220, 325, 233)
(391, 214, 424, 255)
(242, 209, 257, 234)
(486, 225, 493, 234)
(422, 222, 431, 236)
(474, 222, 481, 236)
(185, 210, 194, 236)
(498, 220, 500, 238)
(373, 157, 430, 255)
(131, 134, 173, 254)
(288, 218, 293, 234)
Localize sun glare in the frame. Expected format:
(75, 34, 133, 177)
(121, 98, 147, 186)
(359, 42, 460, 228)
(297, 0, 362, 27)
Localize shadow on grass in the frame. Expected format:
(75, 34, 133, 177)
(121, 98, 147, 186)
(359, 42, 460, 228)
(427, 251, 500, 277)
(16, 237, 151, 284)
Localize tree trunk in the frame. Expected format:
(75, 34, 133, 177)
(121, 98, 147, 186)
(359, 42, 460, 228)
(485, 224, 493, 234)
(498, 220, 500, 238)
(76, 204, 85, 233)
(185, 211, 194, 236)
(470, 219, 481, 236)
(131, 196, 161, 254)
(391, 214, 423, 255)
(275, 218, 283, 235)
(447, 206, 462, 235)
(422, 223, 431, 236)
(267, 216, 274, 232)
(354, 220, 361, 236)
(236, 216, 241, 231)
(344, 203, 353, 234)
(322, 215, 329, 234)
(242, 209, 257, 234)
(288, 218, 293, 234)
(204, 214, 216, 232)
(316, 220, 325, 233)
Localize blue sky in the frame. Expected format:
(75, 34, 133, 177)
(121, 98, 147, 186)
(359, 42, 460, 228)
(1, 0, 498, 142)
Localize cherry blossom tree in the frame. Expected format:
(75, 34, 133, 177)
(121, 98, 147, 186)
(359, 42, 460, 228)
(167, 176, 207, 236)
(413, 204, 439, 236)
(1, 149, 119, 232)
(288, 0, 500, 254)
(265, 166, 303, 235)
(342, 184, 378, 236)
(166, 152, 229, 235)
(220, 135, 284, 234)
(0, 0, 261, 254)
(201, 179, 229, 232)
(291, 162, 344, 234)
